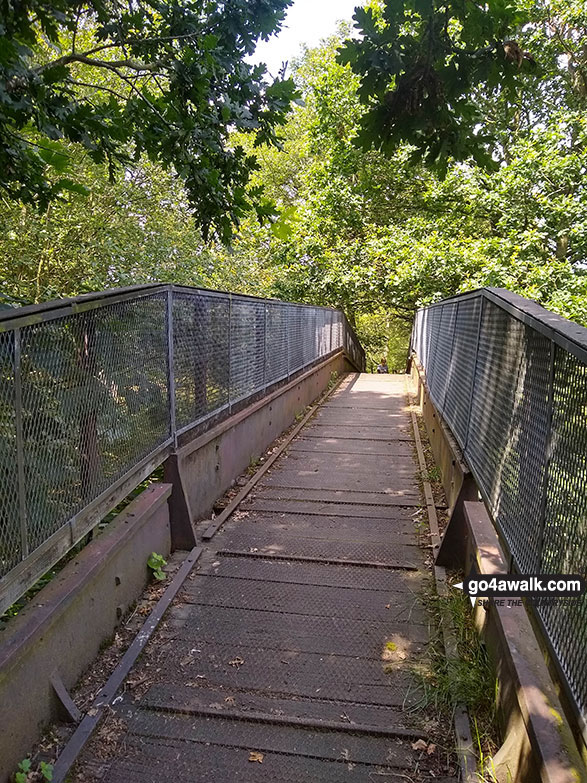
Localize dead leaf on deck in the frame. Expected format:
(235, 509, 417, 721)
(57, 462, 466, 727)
(229, 656, 245, 668)
(412, 739, 428, 752)
(248, 751, 264, 763)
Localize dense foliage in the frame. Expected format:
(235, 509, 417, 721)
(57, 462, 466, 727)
(0, 0, 295, 239)
(338, 0, 537, 174)
(0, 150, 274, 304)
(214, 1, 587, 361)
(1, 0, 587, 364)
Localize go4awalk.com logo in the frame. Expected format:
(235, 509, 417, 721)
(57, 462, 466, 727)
(453, 574, 586, 607)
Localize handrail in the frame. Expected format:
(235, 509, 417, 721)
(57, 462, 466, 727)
(411, 286, 587, 744)
(414, 286, 587, 364)
(0, 285, 364, 615)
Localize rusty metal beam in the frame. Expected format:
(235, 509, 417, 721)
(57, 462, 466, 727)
(51, 546, 203, 783)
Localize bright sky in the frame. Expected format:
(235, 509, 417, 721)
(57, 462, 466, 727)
(248, 0, 364, 78)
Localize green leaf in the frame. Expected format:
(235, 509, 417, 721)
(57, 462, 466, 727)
(52, 178, 91, 196)
(38, 141, 70, 173)
(147, 552, 167, 580)
(353, 7, 378, 36)
(271, 205, 299, 239)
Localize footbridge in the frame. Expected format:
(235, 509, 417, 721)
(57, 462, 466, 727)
(0, 285, 586, 783)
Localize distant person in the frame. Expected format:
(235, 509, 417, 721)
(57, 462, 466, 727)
(376, 358, 389, 374)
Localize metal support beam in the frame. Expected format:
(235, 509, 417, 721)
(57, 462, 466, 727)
(51, 546, 203, 783)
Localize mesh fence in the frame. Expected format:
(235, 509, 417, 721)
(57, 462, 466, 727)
(173, 291, 230, 430)
(19, 294, 171, 554)
(0, 285, 363, 608)
(411, 287, 587, 734)
(0, 332, 19, 575)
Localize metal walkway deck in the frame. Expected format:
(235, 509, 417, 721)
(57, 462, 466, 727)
(77, 374, 454, 782)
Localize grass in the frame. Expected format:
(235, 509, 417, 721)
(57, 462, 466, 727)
(411, 586, 499, 759)
(407, 381, 501, 773)
(421, 466, 441, 483)
(247, 455, 261, 473)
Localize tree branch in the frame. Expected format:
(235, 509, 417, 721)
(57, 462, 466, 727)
(67, 78, 132, 103)
(37, 52, 168, 75)
(38, 29, 203, 74)
(6, 130, 70, 159)
(109, 67, 173, 128)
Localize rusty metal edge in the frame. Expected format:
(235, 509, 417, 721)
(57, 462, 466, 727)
(216, 550, 420, 571)
(144, 702, 423, 740)
(405, 376, 477, 783)
(51, 545, 203, 783)
(201, 372, 354, 540)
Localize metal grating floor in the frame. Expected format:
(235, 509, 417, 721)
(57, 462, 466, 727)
(73, 374, 455, 782)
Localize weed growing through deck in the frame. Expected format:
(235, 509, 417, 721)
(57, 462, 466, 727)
(421, 466, 441, 483)
(472, 716, 514, 783)
(411, 586, 499, 758)
(247, 455, 261, 473)
(406, 388, 500, 765)
(147, 552, 167, 581)
(327, 371, 339, 389)
(13, 758, 53, 782)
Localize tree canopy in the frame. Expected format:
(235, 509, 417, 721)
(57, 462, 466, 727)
(0, 0, 295, 239)
(1, 0, 587, 366)
(338, 0, 539, 174)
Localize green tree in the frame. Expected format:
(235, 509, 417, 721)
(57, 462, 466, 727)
(218, 17, 587, 361)
(338, 0, 538, 174)
(0, 0, 296, 239)
(0, 147, 277, 304)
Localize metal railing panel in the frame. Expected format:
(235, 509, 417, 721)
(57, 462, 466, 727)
(19, 293, 170, 553)
(0, 284, 364, 614)
(443, 296, 482, 448)
(333, 312, 343, 355)
(287, 305, 304, 375)
(467, 301, 551, 573)
(428, 302, 457, 411)
(172, 291, 230, 431)
(539, 345, 587, 719)
(1, 332, 20, 574)
(229, 297, 266, 403)
(265, 303, 289, 385)
(411, 286, 587, 738)
(305, 309, 317, 366)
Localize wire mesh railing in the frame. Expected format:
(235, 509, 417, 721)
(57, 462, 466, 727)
(0, 284, 364, 614)
(410, 287, 587, 741)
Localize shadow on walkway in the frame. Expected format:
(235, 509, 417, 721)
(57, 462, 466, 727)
(76, 374, 457, 782)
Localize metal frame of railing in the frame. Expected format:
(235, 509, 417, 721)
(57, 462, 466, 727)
(410, 286, 587, 744)
(0, 284, 364, 615)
